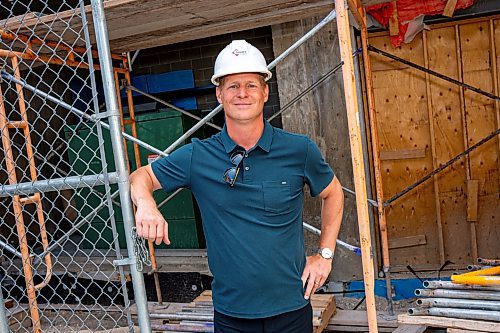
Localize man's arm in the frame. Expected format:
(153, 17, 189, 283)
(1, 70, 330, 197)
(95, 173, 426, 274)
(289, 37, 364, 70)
(301, 175, 344, 299)
(130, 165, 170, 245)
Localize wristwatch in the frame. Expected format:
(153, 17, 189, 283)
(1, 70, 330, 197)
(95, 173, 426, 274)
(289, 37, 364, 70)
(317, 247, 334, 260)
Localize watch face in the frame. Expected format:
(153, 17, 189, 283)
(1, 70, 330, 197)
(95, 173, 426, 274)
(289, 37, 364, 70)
(321, 248, 333, 259)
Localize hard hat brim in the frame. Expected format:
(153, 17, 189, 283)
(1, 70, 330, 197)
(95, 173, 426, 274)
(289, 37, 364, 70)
(211, 70, 272, 86)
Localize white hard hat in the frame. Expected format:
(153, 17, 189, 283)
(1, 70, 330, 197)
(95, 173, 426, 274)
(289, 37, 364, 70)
(211, 40, 272, 86)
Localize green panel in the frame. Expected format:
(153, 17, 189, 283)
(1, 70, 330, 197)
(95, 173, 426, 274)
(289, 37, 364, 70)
(80, 218, 199, 249)
(64, 109, 200, 249)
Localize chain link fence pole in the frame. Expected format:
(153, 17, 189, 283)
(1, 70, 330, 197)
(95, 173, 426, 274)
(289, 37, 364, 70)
(91, 0, 152, 331)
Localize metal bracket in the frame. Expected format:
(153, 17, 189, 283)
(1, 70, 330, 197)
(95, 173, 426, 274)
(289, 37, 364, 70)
(113, 256, 146, 272)
(113, 257, 136, 267)
(90, 112, 112, 120)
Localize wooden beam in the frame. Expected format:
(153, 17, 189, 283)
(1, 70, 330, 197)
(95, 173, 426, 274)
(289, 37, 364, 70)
(360, 4, 394, 314)
(443, 0, 459, 17)
(389, 1, 399, 36)
(454, 25, 478, 262)
(334, 1, 378, 332)
(347, 0, 366, 30)
(113, 1, 333, 51)
(466, 179, 479, 222)
(1, 0, 334, 52)
(379, 148, 426, 160)
(389, 235, 427, 249)
(423, 30, 446, 265)
(393, 324, 427, 333)
(398, 314, 500, 332)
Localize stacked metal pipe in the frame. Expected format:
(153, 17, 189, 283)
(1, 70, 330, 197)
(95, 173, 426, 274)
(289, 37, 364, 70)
(408, 280, 500, 322)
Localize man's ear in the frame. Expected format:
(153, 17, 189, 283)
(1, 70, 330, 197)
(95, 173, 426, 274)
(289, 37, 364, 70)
(216, 87, 223, 104)
(264, 84, 269, 103)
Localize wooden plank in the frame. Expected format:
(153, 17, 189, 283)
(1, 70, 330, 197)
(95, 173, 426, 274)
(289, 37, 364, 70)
(1, 0, 334, 52)
(347, 0, 365, 29)
(329, 310, 398, 328)
(389, 1, 399, 36)
(379, 148, 426, 161)
(423, 29, 445, 265)
(448, 329, 486, 333)
(398, 314, 500, 332)
(313, 294, 336, 333)
(443, 0, 459, 17)
(334, 1, 378, 331)
(327, 325, 394, 332)
(389, 235, 426, 249)
(190, 290, 336, 332)
(393, 324, 427, 333)
(466, 179, 479, 221)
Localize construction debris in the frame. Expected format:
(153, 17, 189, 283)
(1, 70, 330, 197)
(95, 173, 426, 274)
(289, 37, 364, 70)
(145, 290, 336, 333)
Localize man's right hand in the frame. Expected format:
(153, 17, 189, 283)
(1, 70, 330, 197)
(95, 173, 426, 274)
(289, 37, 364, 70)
(135, 199, 171, 245)
(130, 165, 170, 245)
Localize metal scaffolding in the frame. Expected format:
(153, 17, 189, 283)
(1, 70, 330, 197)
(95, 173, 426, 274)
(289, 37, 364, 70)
(0, 0, 381, 332)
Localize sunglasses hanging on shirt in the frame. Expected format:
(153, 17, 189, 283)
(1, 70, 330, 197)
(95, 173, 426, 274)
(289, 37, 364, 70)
(223, 150, 245, 187)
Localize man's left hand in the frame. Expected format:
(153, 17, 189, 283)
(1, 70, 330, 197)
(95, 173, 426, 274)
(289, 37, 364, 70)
(301, 255, 332, 300)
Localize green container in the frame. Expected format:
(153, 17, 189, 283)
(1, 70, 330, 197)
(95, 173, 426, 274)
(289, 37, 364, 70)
(79, 218, 200, 249)
(65, 109, 202, 249)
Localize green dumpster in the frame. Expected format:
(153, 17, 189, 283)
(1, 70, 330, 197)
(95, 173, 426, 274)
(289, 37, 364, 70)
(65, 109, 203, 249)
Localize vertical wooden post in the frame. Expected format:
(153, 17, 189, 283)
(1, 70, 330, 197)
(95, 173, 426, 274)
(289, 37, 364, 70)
(334, 1, 378, 331)
(422, 31, 446, 265)
(360, 8, 394, 315)
(489, 19, 500, 179)
(455, 25, 478, 261)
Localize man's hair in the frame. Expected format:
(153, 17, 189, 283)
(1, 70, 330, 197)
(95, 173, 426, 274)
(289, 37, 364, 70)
(218, 73, 267, 88)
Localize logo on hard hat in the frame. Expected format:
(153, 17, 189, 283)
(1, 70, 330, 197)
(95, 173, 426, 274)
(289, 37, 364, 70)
(232, 49, 247, 56)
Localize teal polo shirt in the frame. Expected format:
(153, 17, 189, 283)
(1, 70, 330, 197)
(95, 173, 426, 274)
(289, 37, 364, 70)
(151, 121, 334, 318)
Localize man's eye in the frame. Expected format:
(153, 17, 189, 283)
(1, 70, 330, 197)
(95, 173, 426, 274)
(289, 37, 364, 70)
(228, 85, 238, 89)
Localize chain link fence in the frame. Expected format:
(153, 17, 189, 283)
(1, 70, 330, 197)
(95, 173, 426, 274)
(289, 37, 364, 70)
(0, 0, 150, 331)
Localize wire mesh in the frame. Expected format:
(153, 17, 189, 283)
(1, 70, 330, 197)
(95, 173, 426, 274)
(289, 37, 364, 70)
(0, 1, 138, 331)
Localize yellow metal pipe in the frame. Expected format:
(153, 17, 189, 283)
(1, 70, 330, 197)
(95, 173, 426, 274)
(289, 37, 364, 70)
(459, 266, 500, 277)
(451, 275, 500, 286)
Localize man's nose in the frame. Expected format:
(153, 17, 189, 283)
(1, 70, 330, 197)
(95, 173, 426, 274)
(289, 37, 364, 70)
(236, 86, 249, 97)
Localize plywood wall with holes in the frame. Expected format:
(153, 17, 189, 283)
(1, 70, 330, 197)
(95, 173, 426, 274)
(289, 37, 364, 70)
(368, 16, 499, 272)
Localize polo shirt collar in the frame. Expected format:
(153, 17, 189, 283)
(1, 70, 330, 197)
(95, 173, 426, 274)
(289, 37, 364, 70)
(221, 121, 273, 153)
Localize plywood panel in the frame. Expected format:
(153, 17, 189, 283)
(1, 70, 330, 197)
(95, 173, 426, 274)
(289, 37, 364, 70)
(426, 27, 467, 193)
(460, 21, 499, 196)
(369, 34, 441, 269)
(439, 191, 471, 264)
(368, 16, 500, 271)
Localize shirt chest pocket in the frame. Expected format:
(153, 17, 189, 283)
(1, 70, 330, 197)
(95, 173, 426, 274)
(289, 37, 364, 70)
(262, 181, 291, 214)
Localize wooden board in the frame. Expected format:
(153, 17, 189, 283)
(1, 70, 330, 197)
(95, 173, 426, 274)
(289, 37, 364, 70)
(389, 234, 426, 249)
(327, 309, 398, 330)
(399, 313, 500, 332)
(466, 179, 479, 221)
(393, 324, 427, 333)
(187, 290, 336, 333)
(448, 329, 486, 333)
(1, 0, 334, 52)
(379, 148, 426, 161)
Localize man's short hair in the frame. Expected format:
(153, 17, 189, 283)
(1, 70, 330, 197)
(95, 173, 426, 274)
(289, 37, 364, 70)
(218, 73, 267, 88)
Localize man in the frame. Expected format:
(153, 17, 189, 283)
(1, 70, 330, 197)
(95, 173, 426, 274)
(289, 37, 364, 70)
(130, 40, 344, 333)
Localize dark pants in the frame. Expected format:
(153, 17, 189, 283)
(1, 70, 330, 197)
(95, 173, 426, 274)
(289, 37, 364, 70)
(214, 303, 313, 333)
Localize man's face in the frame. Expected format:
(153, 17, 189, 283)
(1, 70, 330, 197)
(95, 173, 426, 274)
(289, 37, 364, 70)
(216, 73, 269, 124)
